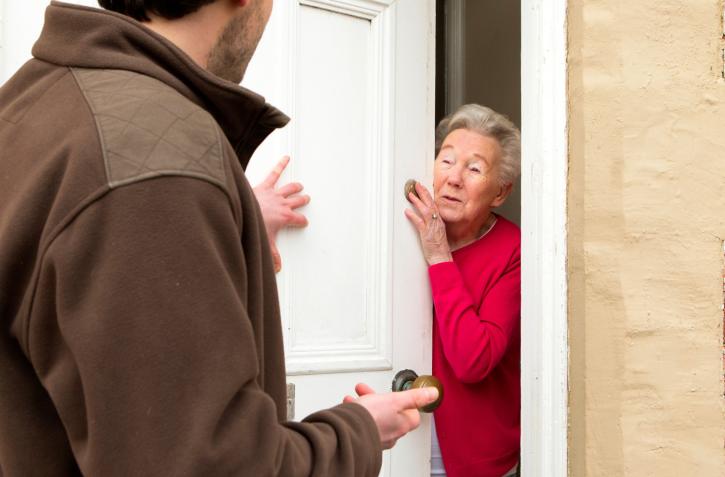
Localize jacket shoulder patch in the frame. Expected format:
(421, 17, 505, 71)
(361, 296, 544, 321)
(71, 68, 226, 189)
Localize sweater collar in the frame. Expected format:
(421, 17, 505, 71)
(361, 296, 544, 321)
(33, 1, 289, 168)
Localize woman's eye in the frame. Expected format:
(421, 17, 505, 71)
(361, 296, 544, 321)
(469, 165, 481, 173)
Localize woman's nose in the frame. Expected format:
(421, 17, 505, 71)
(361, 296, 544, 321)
(446, 166, 464, 187)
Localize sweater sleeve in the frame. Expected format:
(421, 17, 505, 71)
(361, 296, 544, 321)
(428, 248, 521, 384)
(26, 177, 382, 477)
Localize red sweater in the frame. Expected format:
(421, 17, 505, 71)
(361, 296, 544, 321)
(430, 215, 521, 477)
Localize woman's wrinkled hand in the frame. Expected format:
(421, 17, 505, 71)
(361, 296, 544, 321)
(404, 181, 452, 266)
(253, 156, 310, 272)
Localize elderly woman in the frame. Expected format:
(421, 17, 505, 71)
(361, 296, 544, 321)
(405, 104, 521, 477)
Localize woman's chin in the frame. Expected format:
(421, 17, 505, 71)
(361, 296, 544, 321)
(439, 211, 461, 225)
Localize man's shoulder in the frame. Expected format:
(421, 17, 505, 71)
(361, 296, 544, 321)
(71, 68, 228, 190)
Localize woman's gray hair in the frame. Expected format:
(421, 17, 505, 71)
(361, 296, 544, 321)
(435, 104, 521, 185)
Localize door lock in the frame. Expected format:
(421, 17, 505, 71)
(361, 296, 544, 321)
(286, 383, 295, 421)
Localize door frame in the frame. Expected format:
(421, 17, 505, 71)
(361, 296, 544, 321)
(520, 0, 569, 475)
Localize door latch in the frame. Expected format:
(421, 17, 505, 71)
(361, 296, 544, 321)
(286, 383, 295, 421)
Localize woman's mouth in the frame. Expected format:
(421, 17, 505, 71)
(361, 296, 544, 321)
(440, 195, 462, 203)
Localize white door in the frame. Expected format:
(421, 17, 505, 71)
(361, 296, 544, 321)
(244, 1, 436, 475)
(1, 1, 437, 475)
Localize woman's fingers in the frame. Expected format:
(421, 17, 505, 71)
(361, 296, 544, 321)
(404, 208, 426, 233)
(407, 191, 429, 217)
(407, 181, 437, 220)
(408, 190, 440, 224)
(405, 183, 451, 265)
(414, 181, 435, 207)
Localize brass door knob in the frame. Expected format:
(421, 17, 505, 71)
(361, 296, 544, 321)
(404, 179, 420, 202)
(391, 369, 443, 413)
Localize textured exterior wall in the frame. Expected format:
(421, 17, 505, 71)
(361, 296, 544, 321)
(567, 1, 725, 475)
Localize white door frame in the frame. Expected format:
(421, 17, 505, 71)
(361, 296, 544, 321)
(521, 0, 569, 476)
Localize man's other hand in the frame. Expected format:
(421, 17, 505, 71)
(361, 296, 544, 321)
(253, 156, 310, 272)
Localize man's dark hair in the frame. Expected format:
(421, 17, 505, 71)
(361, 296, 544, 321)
(98, 0, 218, 22)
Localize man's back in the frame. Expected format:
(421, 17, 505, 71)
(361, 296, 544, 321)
(0, 45, 273, 477)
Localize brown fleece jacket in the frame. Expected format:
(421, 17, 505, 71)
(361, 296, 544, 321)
(0, 2, 381, 476)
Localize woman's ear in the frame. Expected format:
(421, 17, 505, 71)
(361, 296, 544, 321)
(491, 182, 513, 207)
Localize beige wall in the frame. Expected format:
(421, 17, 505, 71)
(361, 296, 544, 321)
(568, 1, 725, 475)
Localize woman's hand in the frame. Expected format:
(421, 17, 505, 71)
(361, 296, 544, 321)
(253, 156, 310, 272)
(404, 181, 452, 266)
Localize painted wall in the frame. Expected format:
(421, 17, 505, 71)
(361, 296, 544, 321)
(568, 1, 725, 475)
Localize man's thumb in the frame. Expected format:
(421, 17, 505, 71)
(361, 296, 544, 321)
(402, 386, 439, 410)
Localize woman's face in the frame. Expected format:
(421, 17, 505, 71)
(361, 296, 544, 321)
(433, 129, 510, 237)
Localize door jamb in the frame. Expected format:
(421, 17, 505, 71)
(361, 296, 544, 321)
(520, 0, 569, 475)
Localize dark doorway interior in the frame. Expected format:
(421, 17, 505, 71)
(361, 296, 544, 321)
(436, 0, 521, 225)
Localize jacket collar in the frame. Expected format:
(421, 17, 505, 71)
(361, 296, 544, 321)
(33, 1, 289, 168)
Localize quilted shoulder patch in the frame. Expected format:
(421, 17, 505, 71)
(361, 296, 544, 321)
(71, 68, 226, 189)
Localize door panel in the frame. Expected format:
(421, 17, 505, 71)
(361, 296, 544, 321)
(285, 2, 391, 374)
(285, 1, 395, 375)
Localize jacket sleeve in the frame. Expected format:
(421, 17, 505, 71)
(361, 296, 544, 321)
(427, 249, 521, 384)
(25, 177, 382, 477)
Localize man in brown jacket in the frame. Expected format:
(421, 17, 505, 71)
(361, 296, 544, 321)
(0, 1, 438, 475)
